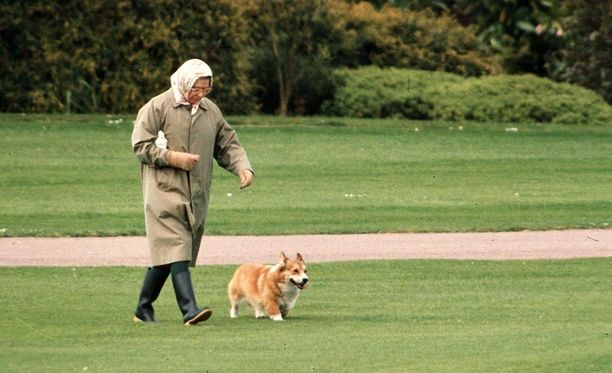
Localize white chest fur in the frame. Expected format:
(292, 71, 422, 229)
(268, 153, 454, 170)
(279, 283, 301, 311)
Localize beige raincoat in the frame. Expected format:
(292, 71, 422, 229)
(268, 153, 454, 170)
(132, 83, 252, 266)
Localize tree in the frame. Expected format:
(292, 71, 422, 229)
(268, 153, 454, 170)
(552, 0, 611, 103)
(329, 1, 500, 76)
(244, 0, 338, 116)
(395, 0, 566, 75)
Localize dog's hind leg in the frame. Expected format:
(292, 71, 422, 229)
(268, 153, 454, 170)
(230, 301, 240, 318)
(228, 279, 243, 318)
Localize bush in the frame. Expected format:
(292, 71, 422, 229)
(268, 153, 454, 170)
(551, 0, 611, 104)
(329, 2, 501, 77)
(322, 66, 612, 124)
(0, 0, 257, 114)
(241, 0, 500, 116)
(322, 67, 457, 119)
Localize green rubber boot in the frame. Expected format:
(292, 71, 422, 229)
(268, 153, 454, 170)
(170, 265, 212, 325)
(133, 265, 170, 323)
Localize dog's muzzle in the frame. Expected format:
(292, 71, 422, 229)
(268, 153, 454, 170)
(290, 278, 308, 290)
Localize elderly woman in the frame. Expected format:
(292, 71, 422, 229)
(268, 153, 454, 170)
(131, 59, 254, 325)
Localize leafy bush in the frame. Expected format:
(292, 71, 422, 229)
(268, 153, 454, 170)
(0, 0, 501, 115)
(551, 0, 611, 104)
(322, 67, 456, 119)
(329, 2, 501, 77)
(0, 0, 257, 114)
(322, 66, 612, 124)
(240, 0, 501, 116)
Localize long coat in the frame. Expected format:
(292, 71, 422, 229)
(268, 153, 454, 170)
(131, 89, 252, 266)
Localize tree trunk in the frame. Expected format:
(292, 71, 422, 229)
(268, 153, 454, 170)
(270, 30, 289, 116)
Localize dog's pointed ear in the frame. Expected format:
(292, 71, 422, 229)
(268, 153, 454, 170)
(280, 251, 289, 264)
(296, 253, 304, 262)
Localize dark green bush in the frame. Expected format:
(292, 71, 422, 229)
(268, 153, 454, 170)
(552, 0, 611, 104)
(0, 0, 256, 114)
(0, 0, 501, 115)
(322, 66, 612, 124)
(329, 1, 501, 77)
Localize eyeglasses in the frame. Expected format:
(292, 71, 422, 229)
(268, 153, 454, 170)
(190, 86, 212, 95)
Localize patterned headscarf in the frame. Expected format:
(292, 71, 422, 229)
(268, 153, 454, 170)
(170, 59, 213, 114)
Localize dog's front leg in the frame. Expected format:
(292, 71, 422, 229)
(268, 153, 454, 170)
(254, 304, 267, 319)
(269, 313, 283, 321)
(264, 301, 283, 321)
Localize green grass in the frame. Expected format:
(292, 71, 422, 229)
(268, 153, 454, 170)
(0, 113, 610, 236)
(1, 259, 610, 372)
(1, 114, 610, 371)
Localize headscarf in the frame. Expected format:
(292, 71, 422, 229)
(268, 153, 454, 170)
(170, 59, 213, 115)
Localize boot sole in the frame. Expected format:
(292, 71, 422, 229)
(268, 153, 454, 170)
(184, 308, 213, 326)
(133, 315, 158, 323)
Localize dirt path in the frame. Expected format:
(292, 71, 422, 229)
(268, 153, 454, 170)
(1, 229, 610, 267)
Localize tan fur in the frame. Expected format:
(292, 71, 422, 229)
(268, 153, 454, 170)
(228, 252, 308, 321)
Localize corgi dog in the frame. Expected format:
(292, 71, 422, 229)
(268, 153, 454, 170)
(228, 252, 308, 321)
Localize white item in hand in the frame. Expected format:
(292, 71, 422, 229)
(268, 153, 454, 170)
(155, 131, 168, 149)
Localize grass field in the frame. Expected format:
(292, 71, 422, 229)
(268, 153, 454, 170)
(1, 114, 610, 372)
(1, 259, 610, 372)
(0, 114, 610, 236)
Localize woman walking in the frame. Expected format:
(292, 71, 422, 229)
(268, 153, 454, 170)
(131, 59, 254, 325)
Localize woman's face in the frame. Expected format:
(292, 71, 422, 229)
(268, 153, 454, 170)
(187, 77, 212, 105)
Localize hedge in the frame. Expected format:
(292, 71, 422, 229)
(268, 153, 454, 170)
(0, 0, 499, 115)
(322, 66, 612, 124)
(0, 0, 256, 114)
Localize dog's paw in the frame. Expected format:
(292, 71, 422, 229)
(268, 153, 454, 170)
(269, 314, 283, 321)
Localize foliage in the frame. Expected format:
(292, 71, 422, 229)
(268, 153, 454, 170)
(323, 66, 612, 124)
(0, 0, 257, 114)
(0, 0, 503, 116)
(0, 1, 607, 116)
(389, 0, 610, 104)
(240, 0, 339, 116)
(397, 0, 566, 75)
(550, 0, 612, 104)
(242, 0, 501, 116)
(329, 1, 501, 76)
(2, 260, 611, 371)
(431, 74, 612, 124)
(241, 0, 500, 116)
(1, 114, 610, 236)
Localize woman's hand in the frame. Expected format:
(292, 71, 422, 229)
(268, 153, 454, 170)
(239, 169, 254, 189)
(167, 150, 200, 171)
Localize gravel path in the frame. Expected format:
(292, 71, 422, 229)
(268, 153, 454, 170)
(1, 229, 610, 267)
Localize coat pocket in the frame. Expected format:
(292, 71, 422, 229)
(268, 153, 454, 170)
(182, 203, 196, 231)
(155, 167, 187, 194)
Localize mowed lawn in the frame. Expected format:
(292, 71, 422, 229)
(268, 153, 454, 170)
(0, 114, 610, 236)
(1, 260, 610, 372)
(0, 115, 610, 372)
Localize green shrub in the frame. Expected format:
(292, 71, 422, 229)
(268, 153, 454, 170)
(0, 0, 257, 114)
(329, 2, 501, 77)
(0, 0, 500, 115)
(322, 67, 460, 119)
(322, 66, 612, 124)
(433, 74, 611, 124)
(552, 0, 611, 104)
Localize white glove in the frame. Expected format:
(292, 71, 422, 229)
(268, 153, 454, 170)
(155, 131, 168, 149)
